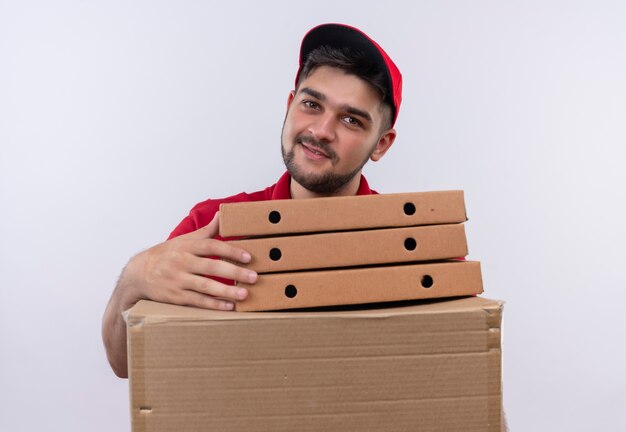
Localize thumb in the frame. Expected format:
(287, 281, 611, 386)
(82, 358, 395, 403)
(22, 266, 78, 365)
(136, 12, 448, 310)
(186, 211, 220, 239)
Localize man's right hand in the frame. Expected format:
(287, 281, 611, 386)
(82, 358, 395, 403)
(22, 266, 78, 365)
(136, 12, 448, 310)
(101, 212, 256, 377)
(123, 211, 257, 311)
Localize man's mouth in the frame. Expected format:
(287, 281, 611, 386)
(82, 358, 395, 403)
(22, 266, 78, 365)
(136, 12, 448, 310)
(300, 142, 329, 157)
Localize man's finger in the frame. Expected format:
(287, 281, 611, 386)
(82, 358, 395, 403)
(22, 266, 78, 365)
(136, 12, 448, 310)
(191, 238, 252, 264)
(178, 289, 236, 311)
(183, 273, 249, 302)
(187, 255, 256, 285)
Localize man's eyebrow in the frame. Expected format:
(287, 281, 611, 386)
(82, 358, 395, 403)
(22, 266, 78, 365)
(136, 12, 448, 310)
(300, 87, 325, 101)
(299, 87, 373, 123)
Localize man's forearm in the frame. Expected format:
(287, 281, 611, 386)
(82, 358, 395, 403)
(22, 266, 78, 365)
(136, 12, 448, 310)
(102, 293, 129, 378)
(102, 261, 141, 378)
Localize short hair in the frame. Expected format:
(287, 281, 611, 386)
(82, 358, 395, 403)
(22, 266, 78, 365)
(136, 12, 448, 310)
(296, 46, 393, 131)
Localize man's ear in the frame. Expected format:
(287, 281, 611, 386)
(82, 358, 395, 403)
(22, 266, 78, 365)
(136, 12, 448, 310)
(370, 129, 396, 162)
(286, 91, 296, 110)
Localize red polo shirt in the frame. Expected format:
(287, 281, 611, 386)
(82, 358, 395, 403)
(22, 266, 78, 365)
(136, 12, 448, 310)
(168, 171, 377, 240)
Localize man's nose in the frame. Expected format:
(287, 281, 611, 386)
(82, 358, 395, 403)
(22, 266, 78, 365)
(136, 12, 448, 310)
(308, 113, 337, 143)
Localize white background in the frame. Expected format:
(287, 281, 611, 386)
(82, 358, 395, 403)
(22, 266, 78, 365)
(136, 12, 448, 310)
(1, 1, 625, 430)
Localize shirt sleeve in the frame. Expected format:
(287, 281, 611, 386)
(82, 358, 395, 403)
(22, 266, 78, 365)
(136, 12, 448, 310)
(167, 215, 198, 240)
(167, 200, 220, 240)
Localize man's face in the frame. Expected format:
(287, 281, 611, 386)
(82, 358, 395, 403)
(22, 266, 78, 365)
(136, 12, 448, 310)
(281, 66, 394, 196)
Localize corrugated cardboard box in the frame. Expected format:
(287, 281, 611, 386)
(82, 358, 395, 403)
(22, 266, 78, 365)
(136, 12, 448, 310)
(219, 190, 467, 237)
(235, 260, 483, 311)
(125, 296, 503, 432)
(231, 224, 468, 273)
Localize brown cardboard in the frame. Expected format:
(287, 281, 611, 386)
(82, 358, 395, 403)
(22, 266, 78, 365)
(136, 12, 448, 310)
(236, 260, 482, 311)
(125, 296, 503, 432)
(230, 224, 468, 273)
(219, 190, 467, 237)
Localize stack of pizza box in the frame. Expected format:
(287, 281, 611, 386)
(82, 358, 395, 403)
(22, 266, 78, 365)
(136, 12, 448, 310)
(219, 190, 482, 311)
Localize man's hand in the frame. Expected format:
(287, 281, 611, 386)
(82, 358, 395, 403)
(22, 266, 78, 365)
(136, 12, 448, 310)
(102, 212, 256, 377)
(126, 212, 256, 310)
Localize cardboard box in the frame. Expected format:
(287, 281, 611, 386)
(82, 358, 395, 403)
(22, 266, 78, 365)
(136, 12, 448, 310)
(125, 296, 503, 432)
(219, 190, 467, 237)
(235, 260, 483, 312)
(230, 224, 468, 273)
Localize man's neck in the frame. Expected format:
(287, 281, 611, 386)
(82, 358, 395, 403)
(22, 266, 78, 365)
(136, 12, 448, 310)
(290, 174, 362, 199)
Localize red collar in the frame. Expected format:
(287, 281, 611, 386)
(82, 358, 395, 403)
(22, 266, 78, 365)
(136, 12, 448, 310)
(271, 171, 375, 199)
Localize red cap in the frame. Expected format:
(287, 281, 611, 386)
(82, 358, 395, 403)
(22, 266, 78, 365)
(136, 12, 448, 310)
(296, 23, 403, 126)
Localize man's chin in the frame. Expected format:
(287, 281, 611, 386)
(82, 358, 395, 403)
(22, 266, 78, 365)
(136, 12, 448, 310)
(288, 168, 358, 195)
(283, 145, 358, 194)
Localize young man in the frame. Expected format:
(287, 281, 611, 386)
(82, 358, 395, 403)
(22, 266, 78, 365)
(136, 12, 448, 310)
(102, 23, 402, 378)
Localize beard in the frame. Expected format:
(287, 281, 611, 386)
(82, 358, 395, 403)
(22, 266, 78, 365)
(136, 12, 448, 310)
(281, 131, 375, 195)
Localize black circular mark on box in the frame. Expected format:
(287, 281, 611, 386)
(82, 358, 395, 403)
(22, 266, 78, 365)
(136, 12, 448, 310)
(404, 237, 417, 251)
(404, 202, 416, 216)
(285, 285, 297, 298)
(421, 275, 434, 288)
(269, 248, 282, 261)
(268, 210, 281, 224)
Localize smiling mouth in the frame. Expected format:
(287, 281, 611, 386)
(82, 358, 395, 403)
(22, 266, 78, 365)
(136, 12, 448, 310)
(300, 142, 329, 157)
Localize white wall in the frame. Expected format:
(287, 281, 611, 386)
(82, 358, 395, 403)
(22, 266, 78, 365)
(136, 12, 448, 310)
(1, 1, 625, 430)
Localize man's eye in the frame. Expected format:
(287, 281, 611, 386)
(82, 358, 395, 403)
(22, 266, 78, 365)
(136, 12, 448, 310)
(343, 116, 362, 127)
(303, 100, 319, 109)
